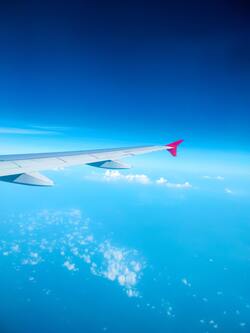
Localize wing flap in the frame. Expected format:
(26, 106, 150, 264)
(0, 172, 54, 186)
(87, 160, 131, 169)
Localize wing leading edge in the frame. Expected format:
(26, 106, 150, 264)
(0, 139, 183, 186)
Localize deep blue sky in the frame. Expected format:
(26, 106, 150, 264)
(0, 0, 249, 151)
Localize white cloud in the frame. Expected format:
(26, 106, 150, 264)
(156, 177, 168, 184)
(95, 241, 144, 296)
(166, 181, 192, 189)
(63, 260, 78, 271)
(181, 277, 192, 287)
(156, 177, 192, 189)
(22, 252, 42, 266)
(225, 188, 233, 195)
(92, 171, 192, 189)
(104, 170, 151, 184)
(11, 244, 20, 253)
(203, 175, 224, 181)
(126, 289, 139, 298)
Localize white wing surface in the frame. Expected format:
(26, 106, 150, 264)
(0, 140, 183, 186)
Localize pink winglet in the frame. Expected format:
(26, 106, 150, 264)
(166, 139, 184, 157)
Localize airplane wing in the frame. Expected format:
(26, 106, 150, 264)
(0, 139, 183, 186)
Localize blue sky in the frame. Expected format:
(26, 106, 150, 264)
(0, 0, 249, 153)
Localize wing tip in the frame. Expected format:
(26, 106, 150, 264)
(165, 139, 184, 157)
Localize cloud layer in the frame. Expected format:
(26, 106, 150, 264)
(95, 170, 192, 189)
(0, 210, 144, 298)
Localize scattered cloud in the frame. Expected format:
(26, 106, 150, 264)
(90, 170, 192, 189)
(63, 260, 78, 272)
(22, 252, 42, 266)
(104, 170, 151, 184)
(225, 188, 233, 195)
(203, 175, 224, 181)
(91, 241, 144, 297)
(0, 210, 144, 298)
(156, 177, 192, 189)
(181, 277, 192, 287)
(156, 177, 167, 185)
